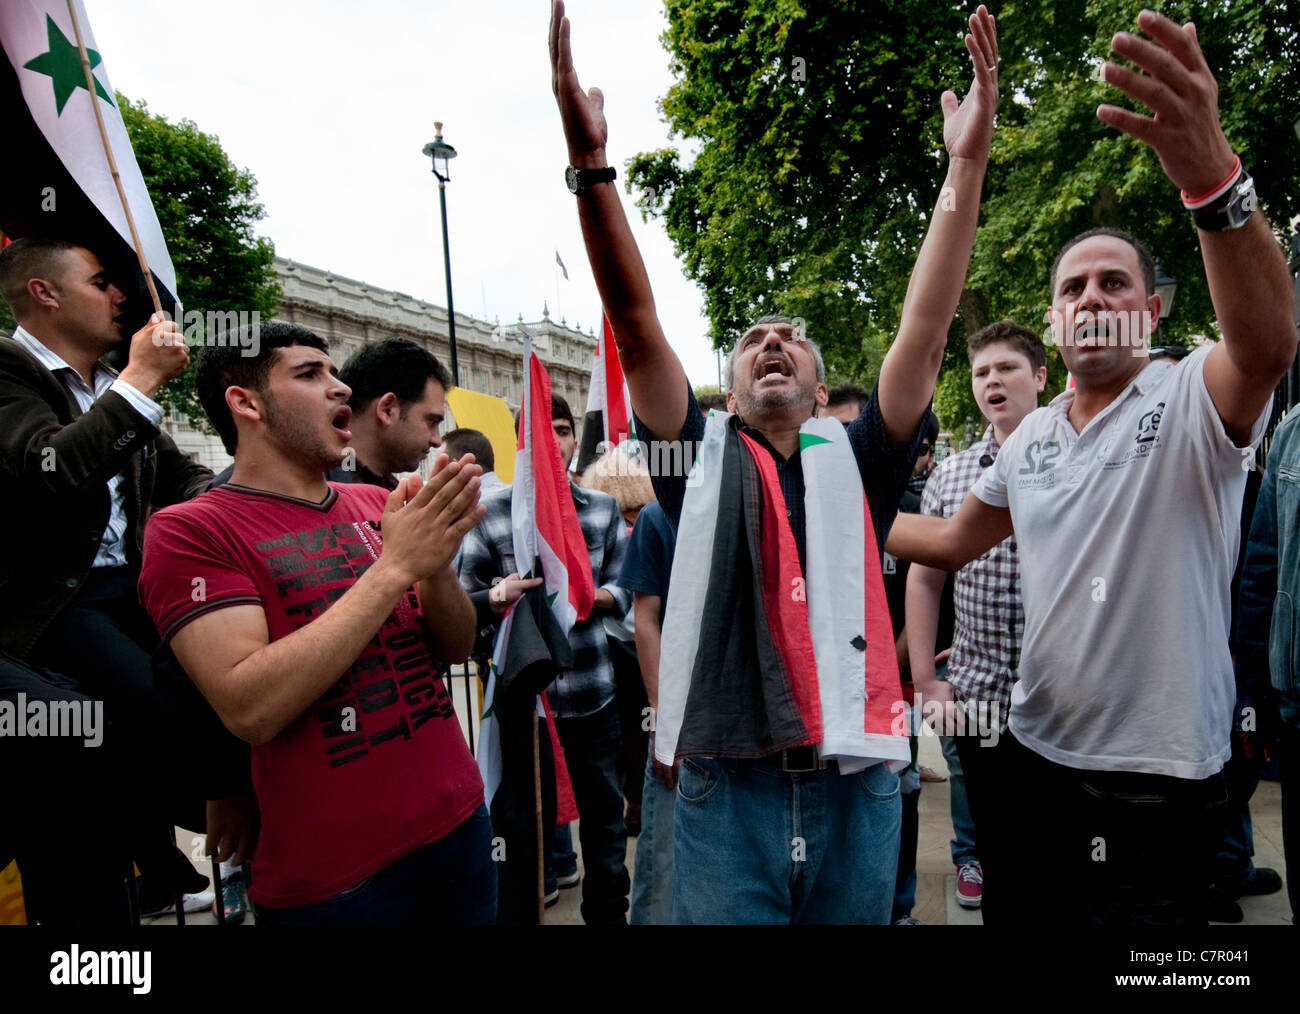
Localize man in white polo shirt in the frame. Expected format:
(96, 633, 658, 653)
(887, 10, 1297, 924)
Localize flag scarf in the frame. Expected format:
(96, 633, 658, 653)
(0, 1, 178, 310)
(576, 314, 635, 472)
(654, 412, 909, 773)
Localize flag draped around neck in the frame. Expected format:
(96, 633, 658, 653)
(576, 313, 635, 473)
(654, 412, 910, 773)
(0, 1, 178, 317)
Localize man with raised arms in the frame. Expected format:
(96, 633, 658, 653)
(550, 0, 1000, 923)
(886, 10, 1297, 924)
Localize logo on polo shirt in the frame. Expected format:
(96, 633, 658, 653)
(1135, 402, 1165, 445)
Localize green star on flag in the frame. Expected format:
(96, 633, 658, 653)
(23, 14, 113, 115)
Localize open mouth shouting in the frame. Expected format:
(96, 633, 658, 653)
(331, 405, 353, 441)
(754, 354, 794, 384)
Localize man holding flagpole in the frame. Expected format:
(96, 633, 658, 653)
(459, 382, 633, 924)
(550, 0, 999, 923)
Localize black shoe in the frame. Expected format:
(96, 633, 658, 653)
(1239, 867, 1283, 897)
(1206, 886, 1244, 923)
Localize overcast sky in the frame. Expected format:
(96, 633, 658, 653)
(90, 0, 723, 387)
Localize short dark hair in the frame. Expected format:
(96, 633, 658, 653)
(697, 393, 727, 413)
(0, 237, 82, 317)
(339, 339, 452, 414)
(550, 394, 575, 431)
(966, 319, 1047, 372)
(514, 393, 576, 436)
(196, 321, 329, 454)
(921, 409, 940, 446)
(443, 427, 494, 472)
(1049, 227, 1156, 298)
(826, 382, 871, 413)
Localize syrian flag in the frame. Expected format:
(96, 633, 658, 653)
(0, 1, 178, 318)
(513, 328, 596, 629)
(576, 313, 636, 472)
(477, 329, 594, 805)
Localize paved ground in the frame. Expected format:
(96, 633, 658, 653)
(152, 731, 1290, 927)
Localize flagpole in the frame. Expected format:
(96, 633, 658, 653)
(65, 0, 163, 316)
(533, 707, 545, 925)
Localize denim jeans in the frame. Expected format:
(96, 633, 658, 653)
(1280, 723, 1299, 922)
(1213, 767, 1259, 890)
(552, 699, 630, 924)
(892, 787, 920, 921)
(671, 757, 901, 924)
(630, 752, 676, 924)
(942, 735, 979, 867)
(253, 805, 496, 925)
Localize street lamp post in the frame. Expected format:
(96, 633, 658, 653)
(1153, 261, 1177, 324)
(423, 122, 459, 386)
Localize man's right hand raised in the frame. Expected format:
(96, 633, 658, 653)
(550, 0, 609, 169)
(118, 313, 190, 399)
(378, 453, 485, 587)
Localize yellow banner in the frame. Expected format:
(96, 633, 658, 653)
(0, 861, 26, 925)
(445, 388, 516, 485)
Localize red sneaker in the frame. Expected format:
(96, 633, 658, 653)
(955, 862, 983, 909)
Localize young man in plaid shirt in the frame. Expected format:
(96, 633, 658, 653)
(906, 320, 1045, 922)
(457, 393, 633, 923)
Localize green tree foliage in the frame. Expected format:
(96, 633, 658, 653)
(629, 0, 1300, 432)
(119, 94, 279, 422)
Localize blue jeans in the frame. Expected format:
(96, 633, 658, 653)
(253, 805, 496, 925)
(1214, 769, 1259, 890)
(671, 757, 901, 924)
(552, 700, 630, 924)
(630, 752, 676, 924)
(546, 823, 579, 891)
(936, 661, 979, 867)
(942, 735, 979, 866)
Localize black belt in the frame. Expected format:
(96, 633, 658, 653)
(729, 744, 833, 773)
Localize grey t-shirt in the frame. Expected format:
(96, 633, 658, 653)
(973, 345, 1269, 779)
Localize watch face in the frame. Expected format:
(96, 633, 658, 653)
(565, 166, 581, 194)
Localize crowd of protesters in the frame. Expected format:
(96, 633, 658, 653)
(1, 0, 1296, 927)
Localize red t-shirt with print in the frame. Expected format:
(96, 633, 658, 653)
(139, 482, 484, 908)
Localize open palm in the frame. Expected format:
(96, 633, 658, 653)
(942, 5, 1000, 163)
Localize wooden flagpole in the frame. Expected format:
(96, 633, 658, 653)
(534, 706, 545, 924)
(66, 0, 164, 316)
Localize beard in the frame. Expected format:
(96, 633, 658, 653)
(732, 376, 818, 422)
(263, 390, 342, 472)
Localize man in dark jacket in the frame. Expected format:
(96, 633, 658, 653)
(0, 237, 212, 920)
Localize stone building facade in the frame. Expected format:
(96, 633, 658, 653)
(168, 257, 597, 471)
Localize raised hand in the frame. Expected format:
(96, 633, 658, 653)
(549, 0, 609, 168)
(941, 5, 1000, 163)
(1097, 9, 1237, 197)
(118, 313, 190, 398)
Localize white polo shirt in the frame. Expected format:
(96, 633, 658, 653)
(972, 345, 1269, 779)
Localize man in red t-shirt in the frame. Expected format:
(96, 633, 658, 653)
(138, 322, 493, 924)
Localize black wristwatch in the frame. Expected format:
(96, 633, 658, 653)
(565, 165, 617, 195)
(1189, 169, 1258, 232)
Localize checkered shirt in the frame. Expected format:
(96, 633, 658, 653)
(921, 427, 1023, 726)
(457, 483, 632, 719)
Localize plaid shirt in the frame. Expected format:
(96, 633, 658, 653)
(921, 427, 1023, 726)
(457, 483, 632, 719)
